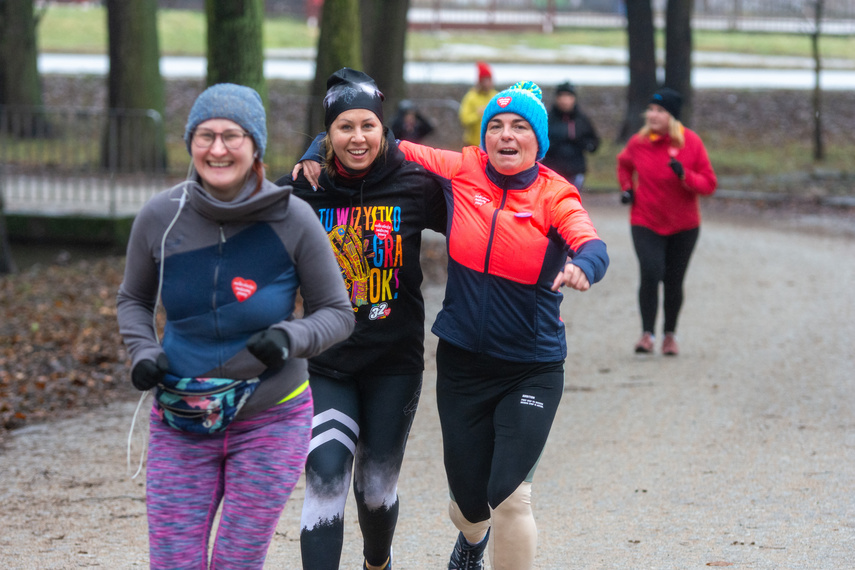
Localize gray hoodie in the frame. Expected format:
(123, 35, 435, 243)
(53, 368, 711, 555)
(117, 174, 354, 417)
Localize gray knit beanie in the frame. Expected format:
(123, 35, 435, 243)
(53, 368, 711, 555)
(184, 83, 267, 158)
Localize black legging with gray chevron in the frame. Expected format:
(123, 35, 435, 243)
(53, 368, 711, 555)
(300, 371, 422, 569)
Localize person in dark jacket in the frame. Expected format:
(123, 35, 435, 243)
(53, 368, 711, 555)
(541, 81, 600, 190)
(276, 68, 446, 570)
(390, 99, 434, 143)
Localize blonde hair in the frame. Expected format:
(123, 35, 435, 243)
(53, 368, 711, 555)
(638, 113, 685, 148)
(323, 130, 389, 178)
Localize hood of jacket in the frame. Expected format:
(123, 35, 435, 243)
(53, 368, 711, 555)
(185, 169, 292, 223)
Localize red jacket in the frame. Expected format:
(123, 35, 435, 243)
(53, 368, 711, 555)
(400, 141, 608, 362)
(617, 127, 717, 235)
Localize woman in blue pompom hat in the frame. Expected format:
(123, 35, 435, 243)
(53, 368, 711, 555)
(296, 80, 610, 568)
(400, 81, 610, 569)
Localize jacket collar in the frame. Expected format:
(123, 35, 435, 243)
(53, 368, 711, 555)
(485, 161, 540, 190)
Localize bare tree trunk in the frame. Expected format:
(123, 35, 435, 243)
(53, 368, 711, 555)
(664, 0, 694, 126)
(811, 0, 825, 162)
(0, 0, 44, 137)
(307, 0, 362, 138)
(0, 191, 17, 275)
(104, 0, 166, 172)
(620, 0, 657, 141)
(360, 0, 410, 116)
(205, 0, 266, 101)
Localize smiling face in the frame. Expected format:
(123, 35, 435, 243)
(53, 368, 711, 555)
(191, 118, 256, 202)
(328, 109, 383, 172)
(645, 103, 672, 135)
(484, 112, 539, 175)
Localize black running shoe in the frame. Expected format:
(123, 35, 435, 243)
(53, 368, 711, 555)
(448, 528, 489, 570)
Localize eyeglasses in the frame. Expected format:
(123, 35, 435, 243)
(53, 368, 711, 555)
(192, 128, 250, 150)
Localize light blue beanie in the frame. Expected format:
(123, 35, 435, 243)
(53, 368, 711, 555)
(184, 83, 267, 158)
(480, 81, 550, 161)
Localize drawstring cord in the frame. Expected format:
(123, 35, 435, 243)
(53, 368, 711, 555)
(126, 178, 191, 479)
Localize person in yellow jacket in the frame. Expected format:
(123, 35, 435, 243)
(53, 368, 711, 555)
(458, 61, 497, 147)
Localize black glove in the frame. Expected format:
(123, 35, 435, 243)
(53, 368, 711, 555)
(669, 157, 685, 179)
(246, 328, 290, 369)
(131, 353, 169, 391)
(620, 189, 634, 205)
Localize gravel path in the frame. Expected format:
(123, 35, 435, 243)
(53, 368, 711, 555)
(1, 197, 853, 569)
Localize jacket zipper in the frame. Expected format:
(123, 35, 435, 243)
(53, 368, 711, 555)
(211, 225, 226, 367)
(477, 184, 509, 349)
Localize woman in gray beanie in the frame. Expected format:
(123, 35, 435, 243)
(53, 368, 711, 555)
(117, 83, 353, 569)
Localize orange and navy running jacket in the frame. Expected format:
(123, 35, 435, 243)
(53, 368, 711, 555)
(400, 142, 609, 363)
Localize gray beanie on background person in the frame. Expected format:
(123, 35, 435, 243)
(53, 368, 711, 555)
(556, 81, 577, 96)
(184, 83, 268, 158)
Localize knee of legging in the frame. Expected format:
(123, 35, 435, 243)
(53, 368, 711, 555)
(490, 482, 533, 523)
(639, 270, 664, 286)
(353, 462, 400, 511)
(305, 444, 353, 484)
(449, 500, 491, 540)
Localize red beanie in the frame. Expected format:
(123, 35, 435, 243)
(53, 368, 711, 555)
(477, 61, 492, 80)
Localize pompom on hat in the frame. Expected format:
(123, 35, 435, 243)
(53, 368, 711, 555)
(649, 87, 683, 121)
(323, 68, 385, 129)
(480, 80, 550, 161)
(184, 83, 267, 158)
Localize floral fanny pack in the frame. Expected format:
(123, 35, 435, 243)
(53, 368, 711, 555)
(155, 374, 261, 435)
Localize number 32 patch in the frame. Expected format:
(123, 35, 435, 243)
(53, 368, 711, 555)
(369, 302, 391, 320)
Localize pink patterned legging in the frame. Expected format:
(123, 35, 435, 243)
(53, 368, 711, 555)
(145, 389, 312, 569)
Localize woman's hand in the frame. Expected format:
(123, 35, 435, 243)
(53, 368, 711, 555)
(292, 160, 322, 190)
(551, 263, 590, 292)
(669, 157, 685, 180)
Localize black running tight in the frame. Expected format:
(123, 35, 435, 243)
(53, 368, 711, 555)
(435, 340, 564, 524)
(300, 371, 422, 569)
(631, 225, 700, 334)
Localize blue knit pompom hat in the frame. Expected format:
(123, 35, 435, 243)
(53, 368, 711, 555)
(480, 80, 550, 161)
(184, 83, 268, 158)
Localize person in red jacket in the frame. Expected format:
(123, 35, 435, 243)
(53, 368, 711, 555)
(617, 87, 717, 356)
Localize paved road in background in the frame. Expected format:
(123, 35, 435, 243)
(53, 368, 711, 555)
(38, 50, 855, 90)
(2, 198, 853, 568)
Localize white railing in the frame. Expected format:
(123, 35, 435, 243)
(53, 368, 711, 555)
(0, 106, 172, 218)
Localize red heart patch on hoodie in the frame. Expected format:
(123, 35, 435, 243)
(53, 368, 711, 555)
(232, 277, 257, 302)
(497, 96, 512, 108)
(374, 220, 393, 240)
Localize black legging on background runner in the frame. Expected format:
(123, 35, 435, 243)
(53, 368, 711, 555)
(300, 371, 422, 570)
(435, 339, 564, 523)
(631, 225, 700, 335)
